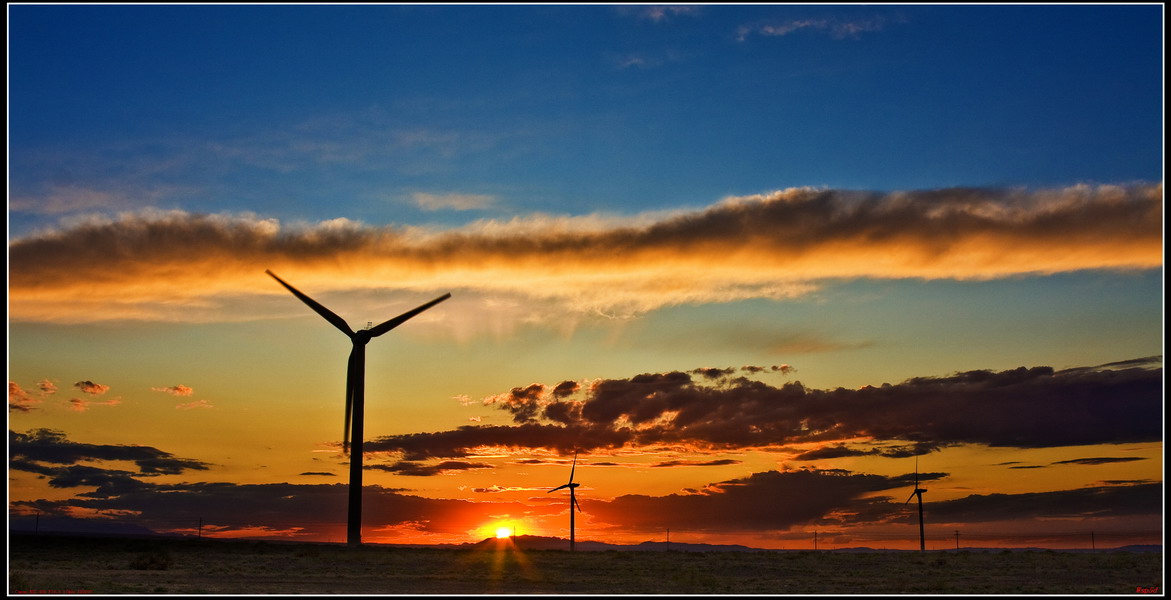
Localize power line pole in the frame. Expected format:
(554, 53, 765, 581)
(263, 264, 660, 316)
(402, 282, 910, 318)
(813, 531, 818, 551)
(1090, 531, 1095, 551)
(955, 530, 960, 550)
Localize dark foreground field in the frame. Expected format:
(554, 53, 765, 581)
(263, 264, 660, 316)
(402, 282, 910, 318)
(8, 533, 1162, 595)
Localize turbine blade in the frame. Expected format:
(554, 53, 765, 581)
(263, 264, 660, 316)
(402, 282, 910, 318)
(905, 491, 917, 505)
(549, 483, 570, 493)
(573, 492, 582, 513)
(366, 293, 452, 338)
(569, 450, 578, 484)
(266, 270, 354, 337)
(343, 347, 357, 455)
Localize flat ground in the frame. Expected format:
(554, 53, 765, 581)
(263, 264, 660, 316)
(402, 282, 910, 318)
(8, 534, 1162, 595)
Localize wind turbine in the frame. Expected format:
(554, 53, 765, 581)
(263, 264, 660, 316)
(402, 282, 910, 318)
(547, 450, 582, 551)
(905, 456, 927, 552)
(265, 269, 450, 546)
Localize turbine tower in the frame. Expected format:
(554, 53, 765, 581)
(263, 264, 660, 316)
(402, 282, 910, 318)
(266, 270, 450, 546)
(547, 450, 582, 551)
(905, 456, 927, 552)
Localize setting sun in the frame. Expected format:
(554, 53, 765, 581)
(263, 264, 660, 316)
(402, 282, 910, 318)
(495, 526, 513, 539)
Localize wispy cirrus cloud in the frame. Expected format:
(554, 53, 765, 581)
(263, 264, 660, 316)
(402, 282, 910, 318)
(411, 192, 498, 212)
(7, 184, 1162, 327)
(69, 397, 122, 412)
(175, 399, 214, 411)
(151, 384, 195, 396)
(737, 16, 895, 42)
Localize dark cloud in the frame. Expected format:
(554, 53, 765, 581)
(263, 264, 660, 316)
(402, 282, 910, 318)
(1051, 457, 1148, 466)
(551, 380, 579, 398)
(924, 483, 1162, 523)
(13, 480, 533, 538)
(587, 468, 931, 532)
(690, 367, 736, 380)
(365, 460, 494, 477)
(45, 465, 153, 498)
(299, 472, 336, 477)
(9, 428, 211, 475)
(371, 362, 1160, 458)
(367, 423, 632, 460)
(74, 380, 110, 395)
(650, 459, 742, 468)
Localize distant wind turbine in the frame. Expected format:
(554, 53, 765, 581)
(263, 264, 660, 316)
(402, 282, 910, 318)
(266, 269, 450, 546)
(905, 456, 927, 552)
(547, 450, 582, 551)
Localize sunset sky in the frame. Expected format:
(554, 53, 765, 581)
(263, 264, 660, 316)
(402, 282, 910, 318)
(7, 4, 1164, 550)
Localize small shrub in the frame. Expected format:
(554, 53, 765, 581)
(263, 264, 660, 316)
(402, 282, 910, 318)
(129, 548, 173, 571)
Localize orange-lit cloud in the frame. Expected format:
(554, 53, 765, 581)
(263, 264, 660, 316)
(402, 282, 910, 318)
(69, 397, 122, 412)
(9, 382, 41, 412)
(151, 384, 195, 396)
(174, 399, 213, 410)
(7, 184, 1161, 327)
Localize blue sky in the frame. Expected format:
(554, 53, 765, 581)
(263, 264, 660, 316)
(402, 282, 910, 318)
(7, 4, 1164, 549)
(9, 4, 1162, 233)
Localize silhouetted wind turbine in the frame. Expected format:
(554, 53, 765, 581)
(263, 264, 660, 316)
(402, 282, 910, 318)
(905, 456, 927, 552)
(547, 450, 582, 551)
(266, 269, 450, 546)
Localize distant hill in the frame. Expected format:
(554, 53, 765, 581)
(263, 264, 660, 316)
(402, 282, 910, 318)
(467, 535, 763, 553)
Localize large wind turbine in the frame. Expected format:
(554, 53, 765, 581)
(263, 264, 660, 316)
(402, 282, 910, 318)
(547, 450, 582, 551)
(905, 457, 927, 552)
(266, 270, 450, 546)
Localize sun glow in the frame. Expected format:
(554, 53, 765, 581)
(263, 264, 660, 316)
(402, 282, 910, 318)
(495, 526, 513, 539)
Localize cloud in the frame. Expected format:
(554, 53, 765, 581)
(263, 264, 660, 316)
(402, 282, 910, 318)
(9, 382, 41, 412)
(14, 480, 533, 541)
(10, 428, 1158, 541)
(74, 380, 111, 395)
(365, 460, 495, 477)
(38, 380, 59, 395)
(299, 472, 337, 477)
(587, 468, 928, 532)
(737, 16, 893, 41)
(7, 184, 1162, 325)
(368, 361, 1161, 458)
(69, 397, 122, 412)
(411, 192, 497, 212)
(9, 428, 211, 475)
(638, 6, 700, 22)
(175, 399, 214, 410)
(1051, 457, 1148, 466)
(650, 459, 742, 468)
(924, 483, 1162, 523)
(152, 384, 195, 396)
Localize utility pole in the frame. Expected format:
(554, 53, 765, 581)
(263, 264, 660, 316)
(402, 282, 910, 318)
(955, 530, 960, 550)
(813, 531, 818, 551)
(1091, 531, 1095, 551)
(666, 527, 670, 551)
